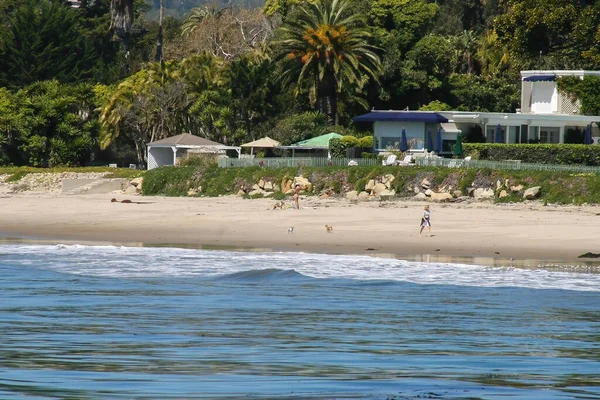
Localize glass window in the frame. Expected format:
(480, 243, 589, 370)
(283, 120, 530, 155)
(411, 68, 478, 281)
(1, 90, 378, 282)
(539, 127, 560, 144)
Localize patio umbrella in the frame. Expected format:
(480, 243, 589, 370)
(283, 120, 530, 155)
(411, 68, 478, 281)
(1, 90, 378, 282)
(435, 128, 443, 154)
(495, 124, 503, 144)
(584, 124, 593, 145)
(454, 133, 463, 157)
(427, 130, 433, 152)
(400, 128, 409, 152)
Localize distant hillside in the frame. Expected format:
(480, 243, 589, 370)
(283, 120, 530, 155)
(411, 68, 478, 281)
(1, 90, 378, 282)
(144, 0, 265, 19)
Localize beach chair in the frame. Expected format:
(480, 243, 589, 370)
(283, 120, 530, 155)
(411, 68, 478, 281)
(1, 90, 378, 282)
(397, 155, 413, 166)
(382, 154, 397, 166)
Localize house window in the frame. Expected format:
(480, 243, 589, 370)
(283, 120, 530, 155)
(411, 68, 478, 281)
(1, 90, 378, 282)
(539, 127, 560, 144)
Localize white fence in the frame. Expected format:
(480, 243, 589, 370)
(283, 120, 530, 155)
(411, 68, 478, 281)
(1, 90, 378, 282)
(218, 157, 379, 168)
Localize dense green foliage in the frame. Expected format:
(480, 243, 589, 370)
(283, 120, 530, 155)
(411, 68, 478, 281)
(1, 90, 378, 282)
(1, 0, 600, 168)
(143, 164, 600, 205)
(464, 144, 600, 166)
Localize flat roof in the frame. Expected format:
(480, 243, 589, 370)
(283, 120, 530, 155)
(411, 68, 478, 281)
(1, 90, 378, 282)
(353, 111, 449, 123)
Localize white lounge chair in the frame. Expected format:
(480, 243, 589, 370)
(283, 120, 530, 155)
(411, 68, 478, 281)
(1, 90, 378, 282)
(382, 154, 397, 166)
(397, 155, 413, 166)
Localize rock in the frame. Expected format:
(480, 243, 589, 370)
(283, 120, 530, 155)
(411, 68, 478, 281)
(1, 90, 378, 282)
(369, 195, 379, 201)
(365, 179, 375, 192)
(187, 189, 198, 196)
(249, 189, 266, 196)
(252, 184, 260, 191)
(285, 189, 294, 195)
(452, 190, 463, 198)
(236, 190, 245, 196)
(346, 191, 358, 200)
(413, 186, 421, 194)
(473, 188, 494, 200)
(347, 160, 358, 166)
(414, 192, 427, 200)
(421, 178, 431, 189)
(294, 176, 312, 192)
(384, 174, 395, 183)
(430, 192, 453, 201)
(510, 184, 524, 193)
(264, 181, 273, 191)
(523, 186, 541, 200)
(319, 193, 330, 199)
(124, 185, 138, 195)
(258, 179, 265, 189)
(499, 190, 509, 198)
(424, 189, 434, 196)
(273, 184, 280, 192)
(281, 177, 293, 193)
(357, 191, 370, 201)
(496, 179, 503, 190)
(372, 183, 387, 196)
(130, 177, 144, 188)
(378, 189, 396, 201)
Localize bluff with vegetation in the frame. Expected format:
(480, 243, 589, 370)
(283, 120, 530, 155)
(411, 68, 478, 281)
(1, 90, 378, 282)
(2, 0, 600, 169)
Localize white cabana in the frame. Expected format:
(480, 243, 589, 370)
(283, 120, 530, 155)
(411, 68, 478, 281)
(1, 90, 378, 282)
(240, 136, 281, 155)
(147, 133, 241, 170)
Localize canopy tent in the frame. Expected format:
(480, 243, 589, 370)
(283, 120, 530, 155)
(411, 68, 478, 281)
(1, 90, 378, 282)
(146, 133, 240, 170)
(278, 132, 343, 157)
(241, 136, 281, 155)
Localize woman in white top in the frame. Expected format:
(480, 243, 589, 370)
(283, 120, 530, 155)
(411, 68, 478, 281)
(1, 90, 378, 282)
(420, 205, 431, 237)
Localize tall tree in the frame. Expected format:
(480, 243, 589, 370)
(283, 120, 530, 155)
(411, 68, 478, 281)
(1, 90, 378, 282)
(0, 0, 97, 88)
(274, 0, 381, 125)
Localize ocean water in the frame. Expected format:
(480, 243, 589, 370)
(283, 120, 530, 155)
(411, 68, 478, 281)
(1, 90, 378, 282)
(1, 244, 600, 400)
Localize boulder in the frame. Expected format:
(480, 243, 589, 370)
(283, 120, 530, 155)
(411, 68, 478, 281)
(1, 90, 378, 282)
(124, 185, 138, 195)
(252, 184, 261, 191)
(130, 177, 143, 188)
(430, 192, 453, 202)
(421, 178, 431, 189)
(378, 189, 396, 201)
(346, 190, 358, 200)
(258, 178, 265, 189)
(473, 188, 495, 200)
(236, 190, 245, 196)
(365, 179, 375, 192)
(452, 190, 463, 198)
(187, 189, 198, 196)
(499, 190, 509, 198)
(357, 191, 370, 201)
(523, 186, 541, 200)
(414, 192, 427, 200)
(273, 184, 280, 192)
(372, 183, 387, 196)
(424, 189, 434, 196)
(281, 177, 293, 193)
(413, 186, 421, 194)
(294, 176, 312, 192)
(249, 189, 266, 196)
(510, 184, 524, 193)
(264, 181, 274, 191)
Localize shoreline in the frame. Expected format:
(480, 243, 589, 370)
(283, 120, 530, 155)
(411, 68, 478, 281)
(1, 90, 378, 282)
(1, 193, 599, 265)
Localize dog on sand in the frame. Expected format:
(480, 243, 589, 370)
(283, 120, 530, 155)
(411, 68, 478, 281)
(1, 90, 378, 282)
(325, 224, 333, 233)
(273, 200, 285, 210)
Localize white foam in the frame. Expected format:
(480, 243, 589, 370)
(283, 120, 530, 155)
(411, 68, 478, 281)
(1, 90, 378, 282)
(1, 244, 599, 292)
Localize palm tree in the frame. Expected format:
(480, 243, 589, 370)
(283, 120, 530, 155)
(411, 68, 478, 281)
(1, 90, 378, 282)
(274, 0, 381, 125)
(476, 30, 510, 78)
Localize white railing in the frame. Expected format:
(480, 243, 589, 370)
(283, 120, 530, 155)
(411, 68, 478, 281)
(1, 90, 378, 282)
(218, 157, 379, 168)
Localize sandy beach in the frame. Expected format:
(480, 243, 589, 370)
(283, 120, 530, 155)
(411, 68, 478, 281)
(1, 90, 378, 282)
(1, 192, 599, 264)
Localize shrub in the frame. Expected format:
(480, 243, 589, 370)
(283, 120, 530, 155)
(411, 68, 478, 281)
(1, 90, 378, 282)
(463, 143, 600, 166)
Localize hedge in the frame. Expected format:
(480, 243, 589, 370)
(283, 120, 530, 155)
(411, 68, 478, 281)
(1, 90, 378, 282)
(463, 143, 600, 166)
(330, 136, 374, 158)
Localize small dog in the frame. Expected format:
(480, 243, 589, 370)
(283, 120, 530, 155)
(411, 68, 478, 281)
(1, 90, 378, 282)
(287, 226, 294, 234)
(273, 200, 285, 210)
(325, 224, 333, 233)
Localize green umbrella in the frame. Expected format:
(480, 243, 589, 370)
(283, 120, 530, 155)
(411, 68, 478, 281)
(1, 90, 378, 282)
(454, 133, 463, 157)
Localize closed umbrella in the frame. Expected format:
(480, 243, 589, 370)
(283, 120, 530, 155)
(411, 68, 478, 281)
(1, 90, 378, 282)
(584, 124, 593, 145)
(427, 130, 433, 152)
(435, 128, 443, 154)
(495, 124, 504, 144)
(454, 133, 463, 157)
(400, 128, 409, 152)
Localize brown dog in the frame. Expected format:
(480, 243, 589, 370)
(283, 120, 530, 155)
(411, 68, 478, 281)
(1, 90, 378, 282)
(273, 200, 285, 210)
(325, 224, 333, 233)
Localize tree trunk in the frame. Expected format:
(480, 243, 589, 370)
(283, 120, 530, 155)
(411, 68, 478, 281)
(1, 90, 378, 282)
(155, 0, 163, 62)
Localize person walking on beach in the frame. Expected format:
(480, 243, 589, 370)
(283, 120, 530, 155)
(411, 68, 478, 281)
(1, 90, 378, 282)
(294, 183, 301, 210)
(420, 205, 431, 237)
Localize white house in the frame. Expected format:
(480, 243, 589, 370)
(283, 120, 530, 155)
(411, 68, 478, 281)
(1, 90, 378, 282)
(354, 70, 600, 154)
(146, 133, 240, 170)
